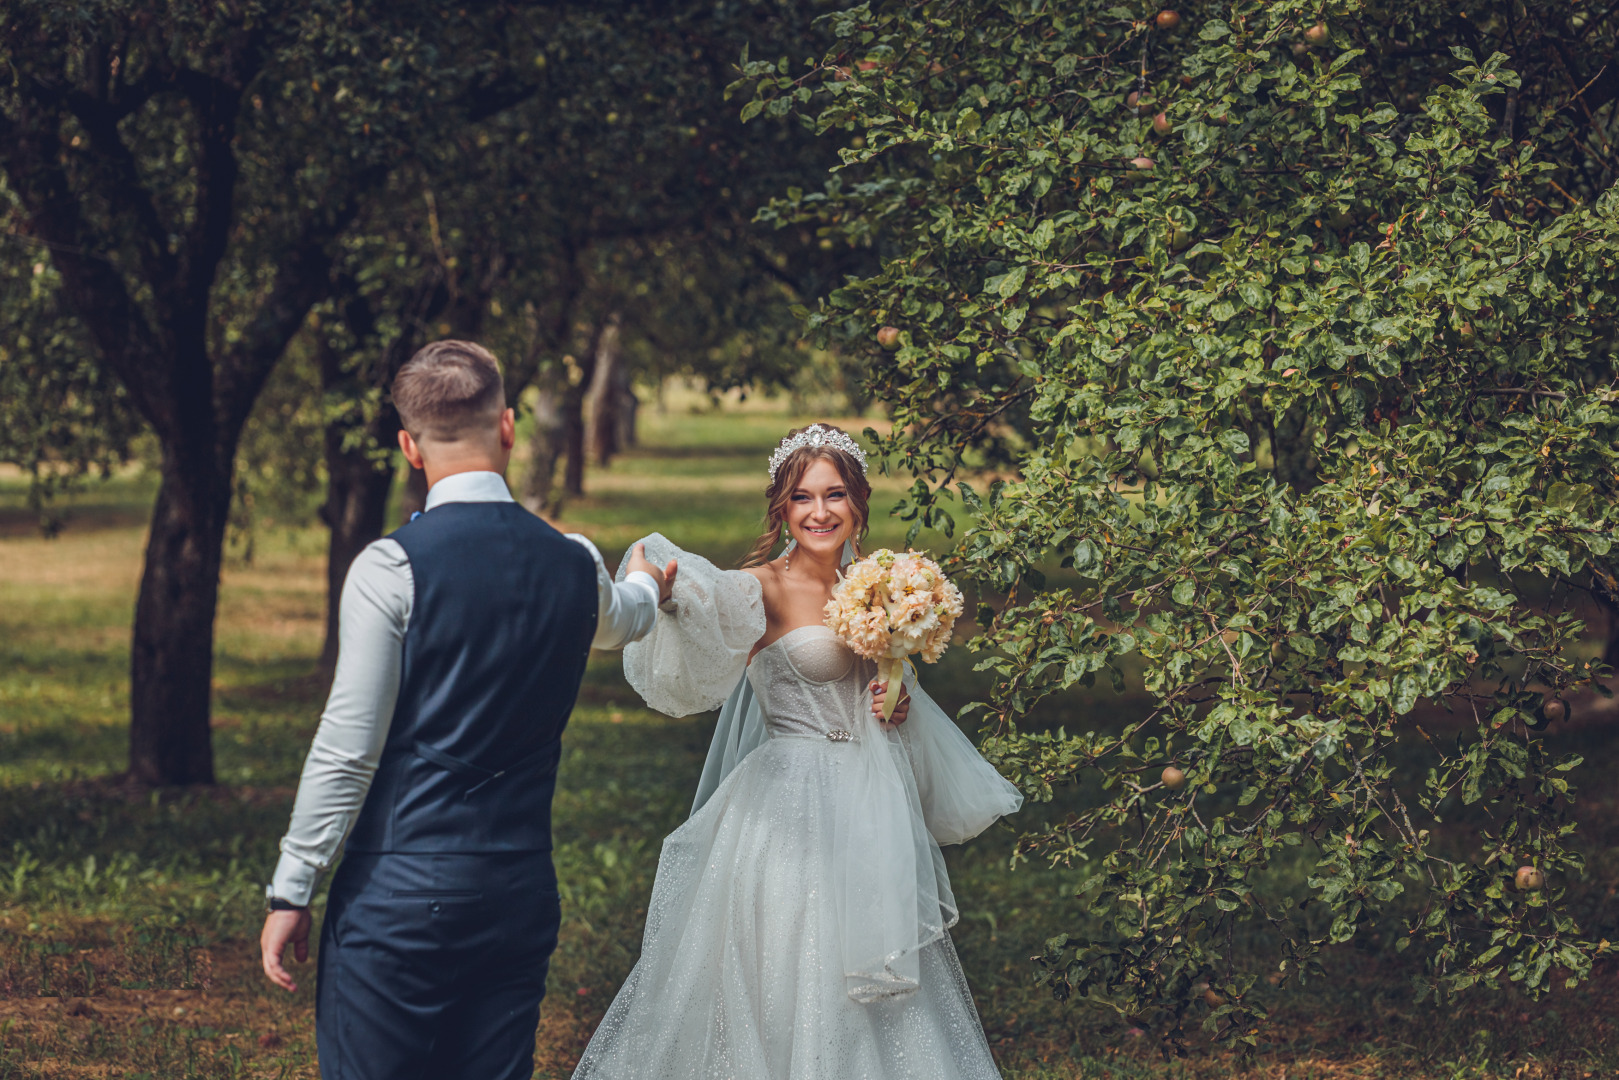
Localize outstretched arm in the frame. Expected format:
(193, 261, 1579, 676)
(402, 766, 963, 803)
(570, 535, 667, 650)
(614, 533, 766, 718)
(625, 542, 678, 604)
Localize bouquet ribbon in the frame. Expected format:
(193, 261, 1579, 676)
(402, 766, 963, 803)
(876, 657, 906, 721)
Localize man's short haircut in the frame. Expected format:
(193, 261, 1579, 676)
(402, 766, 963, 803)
(392, 340, 506, 441)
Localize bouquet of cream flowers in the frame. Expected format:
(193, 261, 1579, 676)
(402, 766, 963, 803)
(824, 548, 965, 720)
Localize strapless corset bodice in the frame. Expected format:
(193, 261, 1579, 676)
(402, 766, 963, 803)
(746, 625, 875, 740)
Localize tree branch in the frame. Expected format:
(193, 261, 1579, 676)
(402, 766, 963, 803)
(215, 163, 389, 441)
(0, 105, 168, 430)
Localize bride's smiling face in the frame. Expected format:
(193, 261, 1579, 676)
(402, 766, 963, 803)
(785, 459, 852, 561)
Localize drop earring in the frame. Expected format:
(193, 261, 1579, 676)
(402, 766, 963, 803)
(783, 535, 796, 572)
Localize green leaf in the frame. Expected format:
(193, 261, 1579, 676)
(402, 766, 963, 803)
(993, 265, 1027, 298)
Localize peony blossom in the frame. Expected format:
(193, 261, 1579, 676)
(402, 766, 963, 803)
(824, 548, 964, 718)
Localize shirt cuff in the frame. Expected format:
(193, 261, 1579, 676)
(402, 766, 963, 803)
(270, 850, 320, 908)
(623, 570, 660, 606)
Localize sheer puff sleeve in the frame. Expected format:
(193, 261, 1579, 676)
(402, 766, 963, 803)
(614, 533, 765, 718)
(896, 664, 1024, 845)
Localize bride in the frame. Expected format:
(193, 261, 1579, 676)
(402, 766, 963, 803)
(574, 423, 1024, 1080)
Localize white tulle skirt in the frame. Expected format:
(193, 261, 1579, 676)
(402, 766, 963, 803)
(570, 734, 1004, 1080)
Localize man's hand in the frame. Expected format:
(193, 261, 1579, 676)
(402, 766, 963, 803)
(870, 679, 911, 728)
(625, 542, 678, 605)
(261, 908, 313, 992)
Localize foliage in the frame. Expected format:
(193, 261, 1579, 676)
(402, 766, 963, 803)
(474, 0, 865, 406)
(742, 0, 1619, 1046)
(0, 190, 138, 532)
(228, 338, 328, 560)
(224, 0, 861, 581)
(0, 0, 549, 782)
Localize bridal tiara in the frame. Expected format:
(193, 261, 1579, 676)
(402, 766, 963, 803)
(767, 425, 868, 484)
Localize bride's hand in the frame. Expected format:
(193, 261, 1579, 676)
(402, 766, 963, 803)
(870, 679, 910, 728)
(626, 543, 678, 605)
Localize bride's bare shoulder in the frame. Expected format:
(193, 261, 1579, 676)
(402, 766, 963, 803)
(742, 561, 787, 603)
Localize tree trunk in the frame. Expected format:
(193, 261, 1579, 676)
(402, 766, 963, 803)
(523, 385, 567, 515)
(616, 365, 638, 451)
(562, 386, 588, 497)
(586, 313, 623, 468)
(561, 320, 605, 497)
(128, 451, 230, 786)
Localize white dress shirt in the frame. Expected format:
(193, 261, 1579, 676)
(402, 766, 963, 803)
(270, 470, 659, 906)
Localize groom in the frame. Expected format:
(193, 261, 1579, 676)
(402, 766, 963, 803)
(260, 340, 674, 1079)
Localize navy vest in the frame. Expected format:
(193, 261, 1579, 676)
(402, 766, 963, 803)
(344, 501, 600, 854)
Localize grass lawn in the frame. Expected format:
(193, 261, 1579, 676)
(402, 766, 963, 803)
(1, 394, 1616, 1079)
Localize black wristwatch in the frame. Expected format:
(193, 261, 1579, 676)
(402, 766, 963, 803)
(264, 886, 307, 913)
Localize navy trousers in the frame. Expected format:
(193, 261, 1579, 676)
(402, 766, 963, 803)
(316, 851, 561, 1080)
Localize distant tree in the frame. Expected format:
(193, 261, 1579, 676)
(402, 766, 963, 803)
(746, 0, 1619, 1044)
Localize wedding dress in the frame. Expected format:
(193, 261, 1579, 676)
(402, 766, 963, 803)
(572, 534, 1023, 1080)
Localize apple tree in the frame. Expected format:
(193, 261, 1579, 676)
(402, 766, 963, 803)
(742, 0, 1619, 1044)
